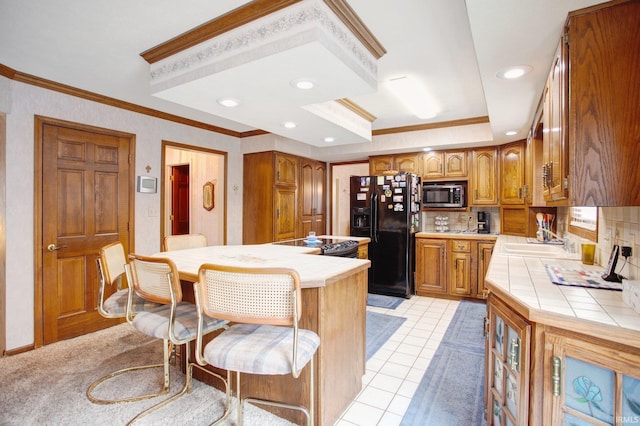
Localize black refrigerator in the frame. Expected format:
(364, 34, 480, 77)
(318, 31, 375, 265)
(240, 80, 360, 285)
(350, 173, 421, 297)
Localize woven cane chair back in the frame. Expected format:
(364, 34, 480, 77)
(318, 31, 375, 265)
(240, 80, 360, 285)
(163, 234, 208, 252)
(197, 264, 302, 327)
(128, 254, 182, 305)
(99, 241, 127, 288)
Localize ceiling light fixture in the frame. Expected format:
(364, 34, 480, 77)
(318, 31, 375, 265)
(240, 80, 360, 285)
(324, 137, 335, 143)
(283, 121, 297, 129)
(387, 76, 439, 119)
(505, 130, 517, 136)
(496, 65, 533, 80)
(423, 147, 432, 152)
(291, 78, 317, 90)
(217, 97, 239, 107)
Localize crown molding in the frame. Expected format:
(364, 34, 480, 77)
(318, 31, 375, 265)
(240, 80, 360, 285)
(372, 116, 490, 136)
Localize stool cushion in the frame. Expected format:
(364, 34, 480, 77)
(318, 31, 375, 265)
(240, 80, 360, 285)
(203, 323, 320, 375)
(103, 289, 161, 316)
(133, 302, 227, 342)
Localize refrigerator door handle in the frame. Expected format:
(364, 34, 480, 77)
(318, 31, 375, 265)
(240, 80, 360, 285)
(371, 192, 379, 243)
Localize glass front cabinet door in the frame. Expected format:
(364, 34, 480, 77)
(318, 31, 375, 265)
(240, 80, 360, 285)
(485, 295, 531, 425)
(544, 332, 640, 425)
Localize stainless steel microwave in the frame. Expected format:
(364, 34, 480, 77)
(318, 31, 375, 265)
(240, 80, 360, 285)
(422, 183, 465, 208)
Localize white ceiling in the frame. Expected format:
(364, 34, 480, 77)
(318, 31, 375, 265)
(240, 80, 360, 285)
(0, 0, 606, 158)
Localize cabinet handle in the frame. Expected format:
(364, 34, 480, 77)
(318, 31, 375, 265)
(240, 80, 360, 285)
(524, 184, 529, 199)
(552, 356, 562, 396)
(518, 187, 522, 199)
(509, 337, 520, 372)
(439, 164, 443, 174)
(474, 189, 478, 200)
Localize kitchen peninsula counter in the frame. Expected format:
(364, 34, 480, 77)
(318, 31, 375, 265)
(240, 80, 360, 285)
(485, 235, 640, 425)
(157, 244, 370, 426)
(486, 235, 640, 347)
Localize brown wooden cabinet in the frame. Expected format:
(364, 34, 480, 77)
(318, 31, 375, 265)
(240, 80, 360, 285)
(542, 40, 568, 204)
(471, 148, 499, 206)
(299, 158, 326, 237)
(243, 151, 325, 244)
(477, 241, 494, 299)
(485, 294, 531, 426)
(369, 152, 422, 175)
(500, 141, 526, 205)
(422, 150, 467, 180)
(543, 330, 640, 426)
(415, 238, 448, 296)
(450, 239, 472, 296)
(416, 236, 495, 299)
(560, 0, 640, 206)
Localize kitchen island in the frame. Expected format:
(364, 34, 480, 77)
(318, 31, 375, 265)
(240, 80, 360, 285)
(158, 244, 371, 425)
(485, 235, 640, 425)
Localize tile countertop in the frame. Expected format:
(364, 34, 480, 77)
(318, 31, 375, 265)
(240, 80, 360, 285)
(156, 244, 370, 288)
(487, 235, 640, 348)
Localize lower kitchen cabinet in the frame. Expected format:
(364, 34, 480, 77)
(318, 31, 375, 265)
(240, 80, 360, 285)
(543, 331, 640, 426)
(415, 235, 495, 299)
(415, 238, 448, 295)
(484, 292, 640, 426)
(485, 294, 531, 426)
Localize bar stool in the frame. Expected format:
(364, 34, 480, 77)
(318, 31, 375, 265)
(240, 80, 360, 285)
(124, 254, 228, 425)
(87, 241, 164, 404)
(194, 264, 320, 426)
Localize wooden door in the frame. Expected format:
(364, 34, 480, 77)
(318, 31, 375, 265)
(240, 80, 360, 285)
(369, 155, 394, 175)
(477, 242, 494, 298)
(170, 164, 190, 235)
(422, 151, 444, 179)
(444, 151, 467, 177)
(395, 153, 421, 175)
(40, 120, 132, 345)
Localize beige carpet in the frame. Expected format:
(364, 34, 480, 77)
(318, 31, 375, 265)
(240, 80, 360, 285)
(0, 324, 295, 425)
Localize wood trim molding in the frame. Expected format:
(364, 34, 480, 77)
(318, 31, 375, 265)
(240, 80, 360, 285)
(4, 64, 243, 137)
(141, 0, 385, 64)
(372, 116, 491, 136)
(141, 0, 302, 64)
(336, 98, 376, 122)
(0, 113, 5, 356)
(322, 0, 386, 58)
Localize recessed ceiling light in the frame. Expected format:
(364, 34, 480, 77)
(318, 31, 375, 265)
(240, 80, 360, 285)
(505, 130, 518, 136)
(496, 65, 533, 80)
(324, 137, 335, 143)
(388, 76, 439, 119)
(423, 147, 432, 152)
(217, 97, 239, 107)
(291, 78, 317, 90)
(283, 121, 297, 129)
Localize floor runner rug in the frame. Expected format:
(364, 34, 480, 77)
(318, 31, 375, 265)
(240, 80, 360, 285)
(401, 300, 487, 425)
(367, 293, 404, 309)
(366, 311, 406, 360)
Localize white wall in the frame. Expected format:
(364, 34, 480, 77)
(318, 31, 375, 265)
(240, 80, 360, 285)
(4, 80, 243, 351)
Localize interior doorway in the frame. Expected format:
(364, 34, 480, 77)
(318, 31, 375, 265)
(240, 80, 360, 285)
(330, 162, 368, 236)
(170, 164, 190, 235)
(161, 141, 227, 246)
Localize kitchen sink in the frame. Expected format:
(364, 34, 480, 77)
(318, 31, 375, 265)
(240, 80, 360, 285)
(501, 242, 571, 258)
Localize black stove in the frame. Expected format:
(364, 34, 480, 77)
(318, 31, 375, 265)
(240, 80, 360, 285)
(274, 238, 359, 257)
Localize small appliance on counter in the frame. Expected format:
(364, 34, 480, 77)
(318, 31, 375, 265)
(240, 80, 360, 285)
(477, 211, 491, 234)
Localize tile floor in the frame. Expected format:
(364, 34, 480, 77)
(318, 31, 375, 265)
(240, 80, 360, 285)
(335, 296, 464, 426)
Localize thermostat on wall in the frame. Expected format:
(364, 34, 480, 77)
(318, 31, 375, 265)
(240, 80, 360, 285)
(137, 176, 157, 193)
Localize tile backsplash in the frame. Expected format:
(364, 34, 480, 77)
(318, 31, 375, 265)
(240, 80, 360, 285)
(421, 207, 500, 233)
(559, 206, 640, 280)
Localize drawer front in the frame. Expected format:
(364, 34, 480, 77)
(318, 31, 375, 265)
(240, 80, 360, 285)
(451, 240, 471, 253)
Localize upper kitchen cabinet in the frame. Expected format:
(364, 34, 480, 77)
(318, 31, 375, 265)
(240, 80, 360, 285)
(470, 148, 499, 206)
(564, 0, 640, 206)
(299, 158, 326, 237)
(500, 141, 526, 205)
(243, 151, 302, 244)
(541, 40, 568, 204)
(369, 153, 422, 176)
(422, 150, 467, 180)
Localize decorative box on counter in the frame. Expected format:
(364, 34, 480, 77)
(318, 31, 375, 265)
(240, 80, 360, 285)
(622, 279, 640, 315)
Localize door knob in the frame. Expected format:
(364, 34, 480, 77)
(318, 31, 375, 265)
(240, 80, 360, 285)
(47, 244, 66, 251)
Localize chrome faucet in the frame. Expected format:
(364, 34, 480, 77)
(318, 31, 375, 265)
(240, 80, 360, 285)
(537, 227, 564, 243)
